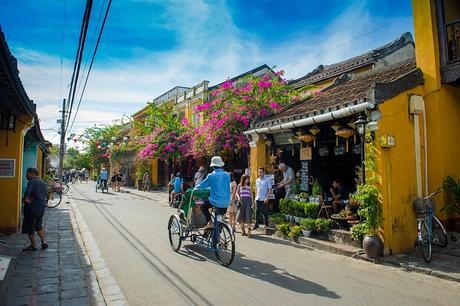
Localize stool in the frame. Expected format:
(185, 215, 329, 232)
(317, 201, 333, 218)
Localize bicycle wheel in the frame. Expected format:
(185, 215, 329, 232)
(432, 216, 448, 248)
(62, 183, 70, 194)
(419, 220, 432, 263)
(46, 191, 62, 208)
(168, 215, 182, 252)
(214, 223, 235, 267)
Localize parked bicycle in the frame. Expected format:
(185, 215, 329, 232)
(413, 189, 448, 263)
(46, 182, 63, 208)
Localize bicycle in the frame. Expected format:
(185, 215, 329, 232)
(413, 189, 448, 263)
(46, 184, 63, 208)
(168, 188, 235, 267)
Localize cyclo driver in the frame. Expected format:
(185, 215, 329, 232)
(99, 167, 108, 189)
(194, 156, 230, 229)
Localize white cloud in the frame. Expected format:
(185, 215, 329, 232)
(14, 0, 413, 145)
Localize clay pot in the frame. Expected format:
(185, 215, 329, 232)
(362, 235, 383, 259)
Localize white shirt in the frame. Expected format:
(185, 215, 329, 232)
(283, 166, 295, 187)
(256, 176, 271, 201)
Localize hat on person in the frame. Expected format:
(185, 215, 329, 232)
(210, 156, 225, 167)
(198, 166, 206, 171)
(102, 167, 106, 171)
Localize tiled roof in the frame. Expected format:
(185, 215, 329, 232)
(289, 32, 414, 89)
(254, 59, 423, 129)
(209, 64, 274, 90)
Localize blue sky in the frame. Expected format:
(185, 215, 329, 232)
(0, 0, 413, 145)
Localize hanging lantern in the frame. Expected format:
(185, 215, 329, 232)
(309, 125, 320, 146)
(331, 122, 342, 146)
(288, 135, 298, 144)
(298, 133, 316, 143)
(335, 128, 355, 152)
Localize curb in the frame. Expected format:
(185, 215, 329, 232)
(67, 194, 128, 305)
(382, 260, 460, 283)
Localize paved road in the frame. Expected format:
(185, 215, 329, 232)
(69, 183, 460, 306)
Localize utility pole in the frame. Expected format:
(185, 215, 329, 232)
(58, 98, 66, 183)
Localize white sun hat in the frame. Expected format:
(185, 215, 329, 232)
(210, 156, 225, 167)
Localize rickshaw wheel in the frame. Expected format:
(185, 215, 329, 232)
(168, 215, 182, 252)
(214, 223, 235, 267)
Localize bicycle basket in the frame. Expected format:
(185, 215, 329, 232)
(413, 197, 435, 214)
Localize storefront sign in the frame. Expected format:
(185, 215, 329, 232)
(318, 145, 329, 157)
(265, 174, 276, 199)
(353, 143, 362, 155)
(300, 146, 312, 160)
(299, 161, 310, 192)
(273, 132, 299, 145)
(334, 145, 346, 156)
(0, 159, 15, 178)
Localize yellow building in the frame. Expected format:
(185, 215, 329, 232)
(0, 28, 48, 233)
(245, 1, 460, 255)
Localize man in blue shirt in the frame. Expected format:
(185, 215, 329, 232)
(99, 167, 108, 189)
(195, 156, 230, 228)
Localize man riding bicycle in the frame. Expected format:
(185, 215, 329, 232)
(99, 167, 108, 190)
(194, 156, 230, 229)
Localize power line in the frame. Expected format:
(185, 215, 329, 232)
(59, 0, 67, 96)
(65, 0, 94, 133)
(68, 0, 113, 134)
(75, 0, 107, 99)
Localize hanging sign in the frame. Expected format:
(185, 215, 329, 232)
(334, 144, 346, 156)
(300, 146, 312, 160)
(273, 132, 299, 145)
(299, 161, 310, 192)
(353, 143, 362, 155)
(0, 159, 15, 178)
(318, 145, 329, 157)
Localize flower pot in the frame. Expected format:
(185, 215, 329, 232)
(362, 235, 383, 259)
(285, 214, 291, 221)
(294, 216, 300, 224)
(302, 229, 312, 237)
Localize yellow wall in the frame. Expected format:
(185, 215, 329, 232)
(150, 158, 158, 185)
(249, 137, 267, 187)
(413, 0, 460, 226)
(0, 116, 32, 232)
(377, 88, 425, 253)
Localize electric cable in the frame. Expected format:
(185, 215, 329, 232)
(65, 0, 94, 133)
(67, 0, 113, 135)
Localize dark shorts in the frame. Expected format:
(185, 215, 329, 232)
(22, 210, 44, 235)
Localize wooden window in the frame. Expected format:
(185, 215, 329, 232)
(436, 0, 460, 83)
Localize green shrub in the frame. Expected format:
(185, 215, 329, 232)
(288, 225, 303, 239)
(270, 213, 285, 225)
(303, 202, 319, 218)
(351, 223, 366, 241)
(300, 218, 316, 231)
(312, 179, 323, 196)
(315, 218, 333, 232)
(279, 199, 291, 215)
(276, 223, 291, 237)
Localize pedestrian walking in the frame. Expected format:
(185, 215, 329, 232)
(22, 168, 48, 251)
(253, 167, 272, 230)
(168, 173, 176, 204)
(116, 170, 123, 192)
(236, 174, 253, 237)
(277, 163, 295, 199)
(143, 172, 151, 192)
(194, 166, 206, 186)
(227, 173, 238, 232)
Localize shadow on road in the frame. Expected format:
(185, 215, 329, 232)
(179, 244, 340, 299)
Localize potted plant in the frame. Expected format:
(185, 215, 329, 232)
(350, 223, 366, 243)
(280, 199, 292, 221)
(352, 136, 383, 259)
(288, 225, 302, 242)
(310, 179, 323, 203)
(315, 218, 333, 233)
(276, 223, 291, 239)
(300, 218, 316, 237)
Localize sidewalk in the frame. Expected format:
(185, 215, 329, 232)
(0, 196, 125, 306)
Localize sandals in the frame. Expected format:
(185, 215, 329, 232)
(22, 245, 37, 252)
(41, 243, 48, 249)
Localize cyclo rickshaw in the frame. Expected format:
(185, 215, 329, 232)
(167, 188, 235, 267)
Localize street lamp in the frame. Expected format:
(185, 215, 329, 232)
(354, 115, 367, 184)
